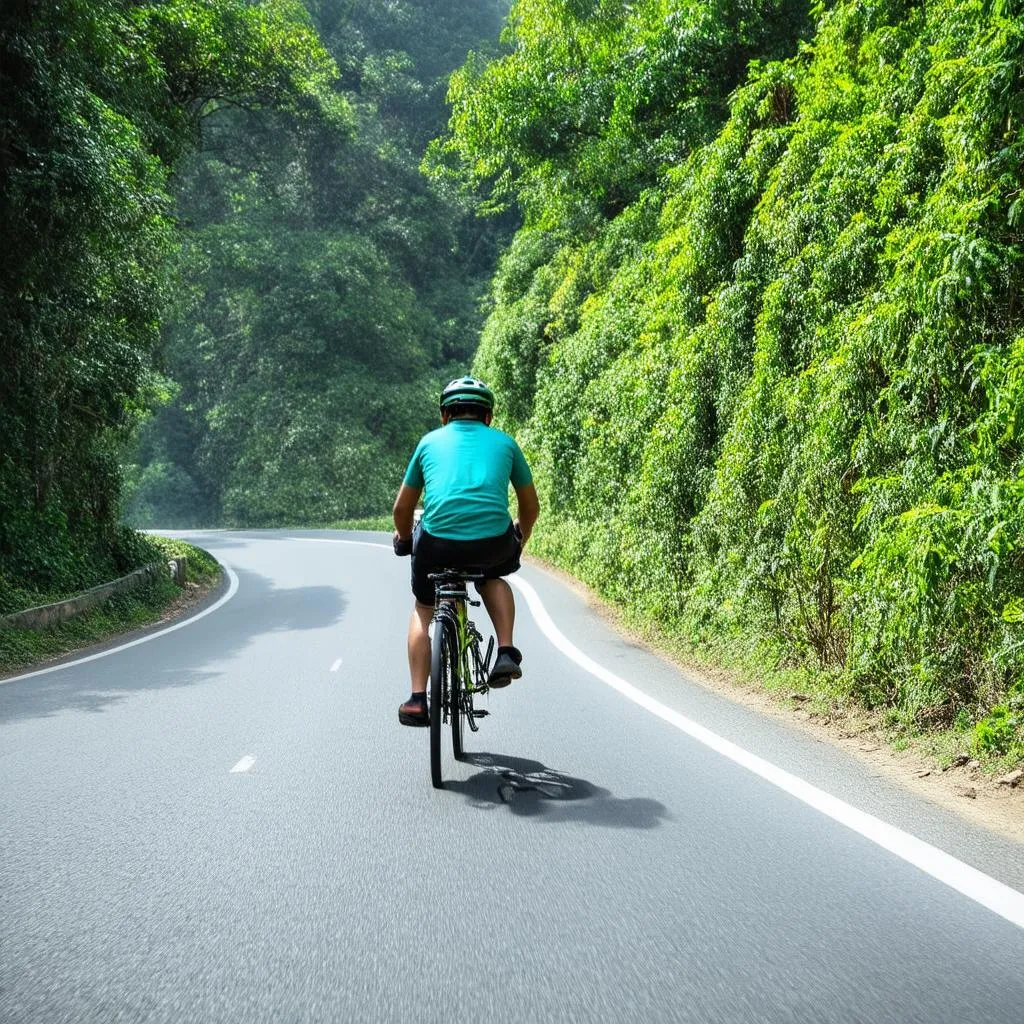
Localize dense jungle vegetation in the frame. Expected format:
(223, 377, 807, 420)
(1, 0, 506, 611)
(3, 0, 1021, 758)
(1, 0, 342, 610)
(436, 0, 1024, 756)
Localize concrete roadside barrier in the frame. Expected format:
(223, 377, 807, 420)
(0, 558, 188, 631)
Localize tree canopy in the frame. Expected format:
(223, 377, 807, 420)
(124, 0, 511, 527)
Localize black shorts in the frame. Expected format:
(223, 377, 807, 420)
(411, 523, 522, 605)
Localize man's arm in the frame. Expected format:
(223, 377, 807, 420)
(393, 483, 421, 541)
(513, 483, 540, 545)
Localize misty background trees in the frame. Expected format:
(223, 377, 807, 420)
(124, 0, 510, 526)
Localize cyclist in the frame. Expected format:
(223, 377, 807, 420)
(392, 376, 540, 726)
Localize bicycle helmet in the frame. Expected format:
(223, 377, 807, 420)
(439, 376, 495, 411)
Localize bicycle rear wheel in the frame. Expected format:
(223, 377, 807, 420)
(451, 636, 465, 760)
(430, 615, 455, 788)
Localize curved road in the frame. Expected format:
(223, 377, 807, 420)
(2, 530, 1023, 1023)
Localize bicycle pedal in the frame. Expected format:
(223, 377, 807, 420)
(471, 709, 490, 718)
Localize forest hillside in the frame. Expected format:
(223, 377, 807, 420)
(3, 0, 1021, 759)
(435, 0, 1024, 756)
(125, 0, 510, 527)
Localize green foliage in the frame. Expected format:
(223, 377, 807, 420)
(126, 0, 511, 527)
(145, 535, 221, 583)
(326, 515, 394, 531)
(429, 0, 809, 223)
(1, 0, 339, 595)
(443, 0, 1024, 744)
(0, 526, 163, 616)
(973, 698, 1022, 756)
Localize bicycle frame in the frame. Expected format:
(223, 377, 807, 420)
(432, 576, 494, 731)
(425, 569, 498, 786)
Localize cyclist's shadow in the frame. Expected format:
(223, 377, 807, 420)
(445, 752, 667, 830)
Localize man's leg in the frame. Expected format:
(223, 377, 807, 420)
(477, 578, 522, 686)
(399, 600, 433, 725)
(477, 578, 514, 647)
(407, 601, 433, 692)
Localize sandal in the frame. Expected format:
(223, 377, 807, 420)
(398, 693, 429, 726)
(488, 646, 523, 689)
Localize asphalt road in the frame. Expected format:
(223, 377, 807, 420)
(2, 530, 1023, 1023)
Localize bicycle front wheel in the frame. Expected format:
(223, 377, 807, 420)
(429, 615, 455, 788)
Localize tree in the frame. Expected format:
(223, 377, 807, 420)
(126, 0, 512, 527)
(0, 0, 339, 600)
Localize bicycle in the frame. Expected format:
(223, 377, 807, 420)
(427, 569, 496, 789)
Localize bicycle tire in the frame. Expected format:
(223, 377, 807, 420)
(451, 632, 465, 761)
(429, 613, 452, 788)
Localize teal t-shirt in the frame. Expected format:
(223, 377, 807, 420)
(403, 420, 533, 541)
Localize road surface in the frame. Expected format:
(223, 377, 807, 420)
(2, 530, 1023, 1023)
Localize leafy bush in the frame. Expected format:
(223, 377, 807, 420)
(146, 535, 221, 584)
(974, 703, 1021, 756)
(437, 0, 1024, 741)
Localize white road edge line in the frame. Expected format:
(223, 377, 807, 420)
(509, 573, 1024, 931)
(230, 755, 256, 774)
(289, 537, 389, 549)
(330, 658, 343, 672)
(147, 529, 228, 534)
(0, 566, 241, 685)
(287, 535, 1024, 929)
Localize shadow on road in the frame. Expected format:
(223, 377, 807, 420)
(0, 568, 347, 724)
(445, 751, 668, 829)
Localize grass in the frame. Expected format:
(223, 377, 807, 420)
(146, 535, 220, 579)
(525, 552, 1023, 775)
(325, 515, 392, 532)
(0, 538, 221, 675)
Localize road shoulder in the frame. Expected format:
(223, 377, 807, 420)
(521, 553, 1024, 850)
(0, 562, 226, 683)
